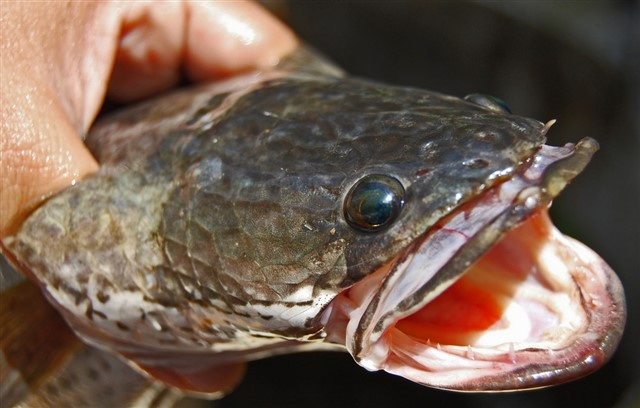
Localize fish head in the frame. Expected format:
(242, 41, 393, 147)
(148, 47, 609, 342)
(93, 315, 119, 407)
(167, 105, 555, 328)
(140, 76, 549, 337)
(3, 66, 625, 394)
(212, 76, 624, 391)
(302, 83, 625, 390)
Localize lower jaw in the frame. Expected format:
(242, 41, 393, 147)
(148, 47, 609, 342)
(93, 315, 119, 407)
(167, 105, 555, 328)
(395, 210, 575, 350)
(326, 209, 625, 391)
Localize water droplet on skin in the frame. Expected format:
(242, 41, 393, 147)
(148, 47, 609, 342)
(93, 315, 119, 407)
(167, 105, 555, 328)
(149, 317, 163, 332)
(474, 131, 500, 143)
(462, 158, 489, 169)
(421, 140, 437, 154)
(524, 195, 539, 210)
(517, 186, 541, 210)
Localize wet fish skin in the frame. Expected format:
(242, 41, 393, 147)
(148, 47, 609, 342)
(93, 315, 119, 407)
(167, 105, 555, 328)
(9, 64, 544, 350)
(0, 254, 186, 408)
(3, 48, 624, 396)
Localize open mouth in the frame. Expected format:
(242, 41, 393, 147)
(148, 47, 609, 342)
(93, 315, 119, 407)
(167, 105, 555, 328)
(322, 139, 625, 391)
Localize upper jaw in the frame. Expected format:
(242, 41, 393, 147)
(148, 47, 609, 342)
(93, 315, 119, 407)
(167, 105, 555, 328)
(321, 138, 626, 391)
(358, 211, 624, 391)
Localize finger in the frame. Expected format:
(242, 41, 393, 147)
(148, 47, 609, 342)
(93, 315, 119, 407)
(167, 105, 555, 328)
(184, 1, 298, 81)
(106, 2, 187, 102)
(1, 1, 297, 237)
(0, 80, 99, 238)
(107, 1, 298, 102)
(0, 2, 118, 237)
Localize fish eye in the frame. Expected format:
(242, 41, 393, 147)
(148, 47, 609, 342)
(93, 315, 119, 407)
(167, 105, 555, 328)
(464, 93, 512, 114)
(344, 174, 405, 232)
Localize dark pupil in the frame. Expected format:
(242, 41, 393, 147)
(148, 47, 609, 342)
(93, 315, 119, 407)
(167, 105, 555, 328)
(354, 187, 394, 225)
(345, 175, 405, 232)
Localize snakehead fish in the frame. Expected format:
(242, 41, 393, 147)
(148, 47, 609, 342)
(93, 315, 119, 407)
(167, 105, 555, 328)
(1, 48, 626, 402)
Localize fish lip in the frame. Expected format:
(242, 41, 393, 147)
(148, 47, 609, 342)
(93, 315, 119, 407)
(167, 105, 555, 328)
(335, 138, 625, 390)
(385, 234, 626, 392)
(449, 238, 625, 391)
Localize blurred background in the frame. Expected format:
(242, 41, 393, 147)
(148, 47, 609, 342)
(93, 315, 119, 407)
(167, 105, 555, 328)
(215, 2, 638, 407)
(2, 2, 637, 408)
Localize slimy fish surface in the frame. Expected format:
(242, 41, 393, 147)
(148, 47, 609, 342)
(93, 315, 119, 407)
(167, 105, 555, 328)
(2, 48, 626, 400)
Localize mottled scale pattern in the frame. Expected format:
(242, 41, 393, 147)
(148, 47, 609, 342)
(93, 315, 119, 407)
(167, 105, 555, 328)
(7, 63, 545, 355)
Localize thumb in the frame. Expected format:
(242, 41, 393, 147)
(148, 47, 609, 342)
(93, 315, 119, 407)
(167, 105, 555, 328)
(0, 2, 117, 237)
(107, 1, 297, 102)
(1, 1, 296, 238)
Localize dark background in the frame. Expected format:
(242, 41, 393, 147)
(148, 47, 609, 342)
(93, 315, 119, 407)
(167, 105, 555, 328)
(215, 2, 639, 407)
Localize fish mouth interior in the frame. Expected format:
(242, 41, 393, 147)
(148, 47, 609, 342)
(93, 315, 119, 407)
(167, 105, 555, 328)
(385, 209, 625, 390)
(394, 211, 578, 352)
(326, 209, 624, 391)
(322, 140, 625, 391)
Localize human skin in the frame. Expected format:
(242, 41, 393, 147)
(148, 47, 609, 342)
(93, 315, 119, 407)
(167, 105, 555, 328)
(1, 0, 297, 239)
(1, 0, 296, 394)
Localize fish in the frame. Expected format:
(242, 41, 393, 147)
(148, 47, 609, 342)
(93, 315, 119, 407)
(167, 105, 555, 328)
(1, 252, 188, 407)
(1, 47, 626, 403)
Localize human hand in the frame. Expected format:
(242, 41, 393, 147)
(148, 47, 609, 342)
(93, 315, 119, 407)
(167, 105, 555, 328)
(0, 1, 295, 395)
(1, 0, 297, 240)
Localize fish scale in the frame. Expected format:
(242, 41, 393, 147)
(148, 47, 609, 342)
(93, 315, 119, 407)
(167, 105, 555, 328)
(2, 47, 625, 401)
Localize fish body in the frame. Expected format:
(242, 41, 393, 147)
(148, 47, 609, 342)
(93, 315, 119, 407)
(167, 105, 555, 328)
(2, 48, 625, 399)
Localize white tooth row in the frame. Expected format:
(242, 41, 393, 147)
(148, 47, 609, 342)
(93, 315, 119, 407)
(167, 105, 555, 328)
(471, 299, 532, 347)
(468, 235, 587, 351)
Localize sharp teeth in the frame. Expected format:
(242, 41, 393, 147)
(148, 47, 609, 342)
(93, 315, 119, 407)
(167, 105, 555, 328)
(467, 345, 475, 360)
(542, 119, 557, 136)
(508, 342, 516, 363)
